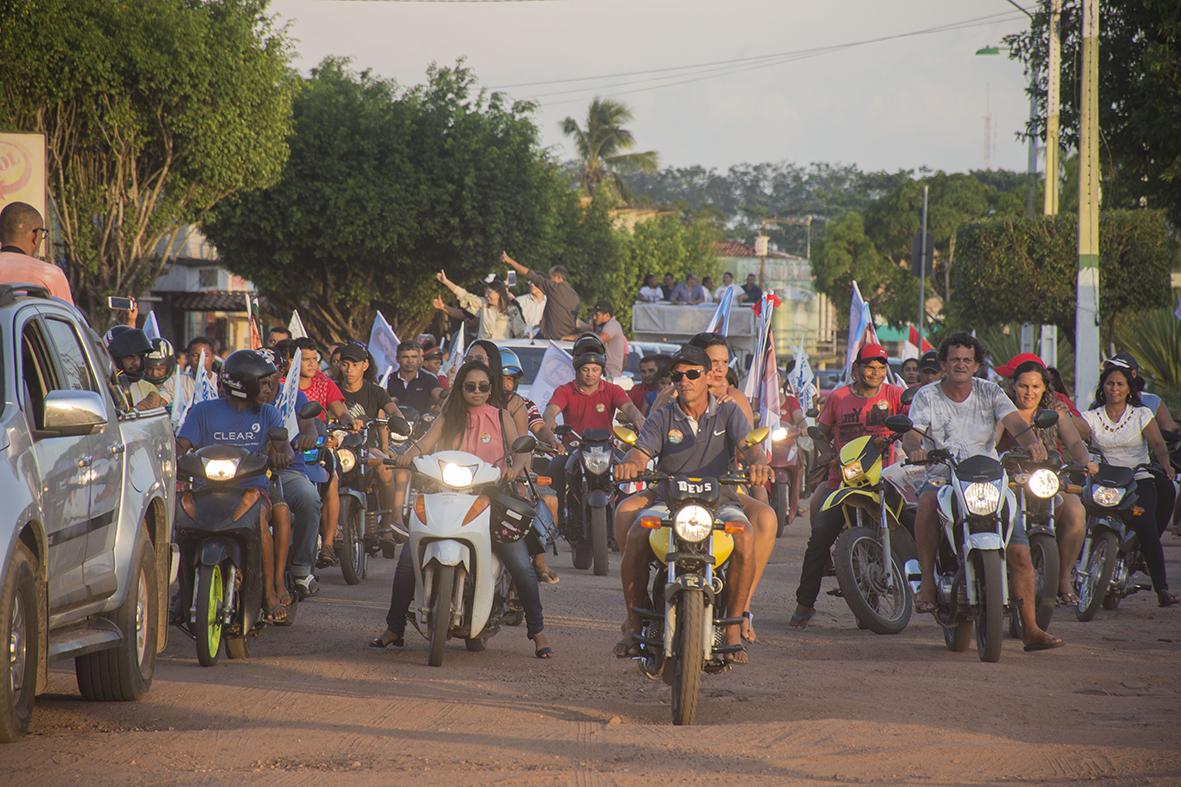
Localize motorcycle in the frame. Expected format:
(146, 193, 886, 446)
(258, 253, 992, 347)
(814, 431, 917, 634)
(1074, 460, 1156, 621)
(624, 429, 766, 726)
(175, 425, 293, 666)
(1000, 448, 1076, 636)
(405, 444, 535, 666)
(888, 410, 1056, 663)
(555, 424, 636, 576)
(768, 424, 801, 537)
(327, 417, 396, 583)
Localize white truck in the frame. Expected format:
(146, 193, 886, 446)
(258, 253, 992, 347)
(0, 284, 175, 742)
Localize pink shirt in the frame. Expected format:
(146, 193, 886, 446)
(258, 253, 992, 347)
(0, 250, 74, 304)
(457, 404, 506, 468)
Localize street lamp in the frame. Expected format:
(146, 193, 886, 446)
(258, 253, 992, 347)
(975, 44, 1038, 218)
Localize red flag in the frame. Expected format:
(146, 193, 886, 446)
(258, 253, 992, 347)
(909, 324, 933, 352)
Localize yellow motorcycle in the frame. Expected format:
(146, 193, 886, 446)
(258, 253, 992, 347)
(817, 433, 917, 634)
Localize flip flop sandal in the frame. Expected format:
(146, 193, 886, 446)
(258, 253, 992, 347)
(741, 611, 756, 643)
(788, 605, 814, 629)
(1023, 636, 1065, 652)
(1159, 593, 1180, 608)
(1056, 592, 1079, 606)
(723, 645, 748, 664)
(263, 603, 288, 625)
(368, 631, 405, 649)
(914, 598, 937, 614)
(535, 646, 554, 659)
(613, 636, 640, 658)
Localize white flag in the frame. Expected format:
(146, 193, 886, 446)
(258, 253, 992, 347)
(170, 361, 189, 435)
(192, 351, 219, 403)
(438, 323, 465, 382)
(275, 365, 303, 436)
(378, 366, 394, 388)
(288, 309, 308, 339)
(367, 311, 401, 377)
(792, 340, 816, 415)
(530, 341, 575, 414)
(143, 311, 161, 341)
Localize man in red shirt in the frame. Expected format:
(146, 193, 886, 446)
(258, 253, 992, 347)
(627, 354, 663, 415)
(543, 347, 645, 525)
(791, 343, 905, 628)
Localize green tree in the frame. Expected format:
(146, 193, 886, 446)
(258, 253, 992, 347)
(205, 59, 604, 342)
(811, 211, 915, 326)
(561, 98, 658, 200)
(0, 0, 295, 317)
(1005, 2, 1181, 226)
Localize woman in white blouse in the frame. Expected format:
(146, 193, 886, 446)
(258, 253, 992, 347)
(1076, 365, 1178, 607)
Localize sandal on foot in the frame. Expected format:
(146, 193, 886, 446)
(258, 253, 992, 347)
(915, 597, 936, 614)
(536, 566, 560, 585)
(741, 611, 757, 643)
(1158, 592, 1180, 608)
(263, 603, 288, 625)
(535, 646, 554, 659)
(723, 645, 748, 665)
(368, 630, 404, 648)
(1057, 591, 1079, 606)
(613, 636, 640, 658)
(788, 604, 814, 629)
(1023, 635, 1065, 652)
(316, 548, 339, 568)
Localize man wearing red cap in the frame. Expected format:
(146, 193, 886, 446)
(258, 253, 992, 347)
(790, 343, 905, 628)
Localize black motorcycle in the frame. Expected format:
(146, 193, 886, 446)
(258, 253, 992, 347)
(555, 424, 635, 576)
(327, 417, 397, 584)
(175, 427, 289, 666)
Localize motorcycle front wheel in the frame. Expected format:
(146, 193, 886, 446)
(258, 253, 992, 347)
(1076, 531, 1118, 622)
(337, 495, 366, 586)
(428, 565, 456, 667)
(943, 620, 973, 652)
(671, 590, 705, 726)
(195, 563, 224, 667)
(833, 527, 912, 634)
(973, 550, 1004, 663)
(1010, 531, 1058, 638)
(591, 507, 609, 577)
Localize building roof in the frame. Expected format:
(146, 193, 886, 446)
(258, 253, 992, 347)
(712, 240, 797, 260)
(162, 290, 251, 312)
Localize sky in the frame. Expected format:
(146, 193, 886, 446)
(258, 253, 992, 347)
(271, 0, 1037, 175)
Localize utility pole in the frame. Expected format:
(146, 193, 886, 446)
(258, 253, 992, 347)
(1075, 0, 1101, 400)
(1044, 0, 1062, 215)
(918, 185, 928, 339)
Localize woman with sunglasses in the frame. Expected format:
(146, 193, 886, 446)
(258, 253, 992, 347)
(372, 360, 555, 658)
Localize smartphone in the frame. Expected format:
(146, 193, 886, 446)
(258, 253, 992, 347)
(506, 270, 517, 287)
(107, 296, 135, 310)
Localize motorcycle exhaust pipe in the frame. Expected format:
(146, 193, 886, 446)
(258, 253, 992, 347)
(905, 559, 922, 595)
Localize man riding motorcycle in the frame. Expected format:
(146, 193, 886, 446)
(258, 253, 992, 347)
(789, 343, 905, 629)
(614, 345, 770, 664)
(129, 337, 193, 412)
(903, 332, 1064, 652)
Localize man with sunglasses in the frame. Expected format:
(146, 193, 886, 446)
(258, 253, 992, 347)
(0, 202, 73, 303)
(614, 345, 770, 663)
(789, 343, 905, 629)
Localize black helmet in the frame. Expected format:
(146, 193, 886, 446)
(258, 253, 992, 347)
(109, 328, 152, 360)
(104, 324, 134, 352)
(572, 332, 605, 358)
(573, 352, 606, 371)
(220, 349, 277, 401)
(143, 338, 177, 382)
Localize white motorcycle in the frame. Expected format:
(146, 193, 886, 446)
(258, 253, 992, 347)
(408, 449, 532, 667)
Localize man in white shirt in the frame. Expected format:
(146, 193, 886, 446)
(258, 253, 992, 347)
(514, 281, 546, 335)
(714, 271, 742, 303)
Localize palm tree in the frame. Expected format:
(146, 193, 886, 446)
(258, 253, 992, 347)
(561, 98, 658, 200)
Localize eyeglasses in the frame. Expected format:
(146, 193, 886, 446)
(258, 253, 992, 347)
(463, 381, 491, 393)
(669, 369, 704, 383)
(32, 227, 48, 239)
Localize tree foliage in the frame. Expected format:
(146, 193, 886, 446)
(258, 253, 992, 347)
(561, 98, 658, 201)
(1005, 1, 1181, 226)
(206, 59, 610, 342)
(948, 210, 1175, 342)
(0, 0, 296, 317)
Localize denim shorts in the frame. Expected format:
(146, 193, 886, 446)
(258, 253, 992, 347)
(640, 502, 750, 528)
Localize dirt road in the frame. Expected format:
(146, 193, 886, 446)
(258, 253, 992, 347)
(7, 521, 1181, 784)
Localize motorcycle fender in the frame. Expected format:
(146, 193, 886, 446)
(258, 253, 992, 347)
(423, 540, 471, 571)
(586, 490, 612, 509)
(821, 486, 879, 512)
(198, 539, 236, 568)
(1002, 488, 1019, 546)
(338, 487, 367, 507)
(967, 533, 1003, 554)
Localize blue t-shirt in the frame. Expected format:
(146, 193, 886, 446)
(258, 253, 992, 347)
(280, 390, 329, 484)
(179, 398, 284, 489)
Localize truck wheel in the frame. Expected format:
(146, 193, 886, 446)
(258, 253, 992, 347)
(591, 507, 609, 577)
(0, 542, 38, 742)
(77, 532, 158, 701)
(194, 563, 224, 667)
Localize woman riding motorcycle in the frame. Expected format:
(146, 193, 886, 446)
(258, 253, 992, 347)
(372, 360, 554, 658)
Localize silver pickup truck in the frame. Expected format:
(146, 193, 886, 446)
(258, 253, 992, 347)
(0, 285, 175, 742)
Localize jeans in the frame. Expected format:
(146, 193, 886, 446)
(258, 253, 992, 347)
(1153, 473, 1176, 536)
(548, 453, 579, 523)
(795, 504, 845, 607)
(1129, 480, 1169, 592)
(277, 469, 322, 579)
(386, 537, 545, 639)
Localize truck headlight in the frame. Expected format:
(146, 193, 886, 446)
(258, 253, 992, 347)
(1092, 485, 1124, 507)
(201, 457, 240, 481)
(963, 481, 1001, 515)
(673, 505, 713, 543)
(1026, 468, 1060, 499)
(583, 446, 611, 475)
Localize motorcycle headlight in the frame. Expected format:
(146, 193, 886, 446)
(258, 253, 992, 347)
(1027, 468, 1060, 499)
(771, 426, 789, 442)
(1092, 485, 1124, 507)
(201, 457, 240, 481)
(673, 505, 714, 543)
(963, 481, 1002, 515)
(440, 461, 475, 489)
(841, 459, 865, 483)
(583, 445, 611, 475)
(331, 429, 349, 447)
(337, 449, 357, 474)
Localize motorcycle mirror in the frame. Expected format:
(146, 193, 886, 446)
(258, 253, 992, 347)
(297, 401, 323, 420)
(387, 415, 412, 435)
(554, 424, 573, 436)
(267, 426, 290, 442)
(883, 415, 913, 434)
(743, 426, 770, 446)
(1033, 408, 1059, 429)
(511, 434, 538, 453)
(900, 387, 917, 407)
(807, 425, 826, 442)
(612, 425, 637, 445)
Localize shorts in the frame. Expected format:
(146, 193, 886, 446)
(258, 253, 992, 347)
(915, 482, 1027, 547)
(639, 502, 750, 528)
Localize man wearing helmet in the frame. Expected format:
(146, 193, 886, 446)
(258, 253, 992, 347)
(176, 350, 296, 624)
(543, 337, 645, 527)
(108, 327, 153, 387)
(129, 338, 194, 411)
